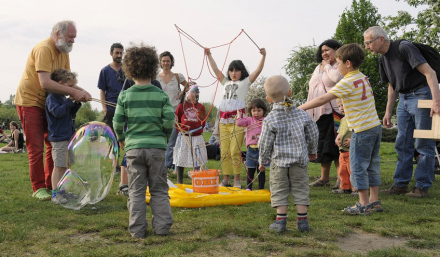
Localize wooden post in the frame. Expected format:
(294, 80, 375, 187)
(413, 100, 440, 139)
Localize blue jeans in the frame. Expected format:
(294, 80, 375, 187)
(165, 127, 178, 169)
(394, 86, 435, 190)
(350, 125, 382, 190)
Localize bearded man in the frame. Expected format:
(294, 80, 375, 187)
(15, 20, 91, 200)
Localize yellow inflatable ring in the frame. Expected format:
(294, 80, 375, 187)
(146, 183, 271, 208)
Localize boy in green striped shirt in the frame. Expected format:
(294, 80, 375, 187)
(113, 43, 174, 238)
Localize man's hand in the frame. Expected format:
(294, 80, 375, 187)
(382, 111, 393, 128)
(309, 153, 317, 161)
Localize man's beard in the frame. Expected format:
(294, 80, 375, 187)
(113, 57, 122, 63)
(55, 36, 73, 53)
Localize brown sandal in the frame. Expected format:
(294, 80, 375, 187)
(309, 179, 330, 187)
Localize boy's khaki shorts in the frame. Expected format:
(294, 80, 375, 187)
(51, 140, 69, 168)
(270, 163, 310, 207)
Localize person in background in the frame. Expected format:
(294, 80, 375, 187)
(306, 39, 344, 189)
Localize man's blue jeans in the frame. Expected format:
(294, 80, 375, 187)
(394, 86, 435, 190)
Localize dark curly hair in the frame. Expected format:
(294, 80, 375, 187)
(159, 51, 174, 69)
(247, 98, 267, 117)
(315, 39, 343, 63)
(123, 43, 158, 80)
(227, 60, 249, 81)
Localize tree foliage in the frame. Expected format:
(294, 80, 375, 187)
(383, 0, 440, 51)
(245, 76, 271, 113)
(333, 0, 388, 118)
(74, 102, 100, 128)
(284, 45, 317, 105)
(201, 102, 218, 125)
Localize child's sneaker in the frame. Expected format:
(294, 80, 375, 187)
(116, 184, 129, 196)
(233, 181, 241, 189)
(297, 219, 310, 232)
(269, 219, 287, 232)
(52, 194, 68, 204)
(220, 180, 231, 187)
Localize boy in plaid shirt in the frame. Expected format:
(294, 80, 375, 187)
(259, 75, 319, 232)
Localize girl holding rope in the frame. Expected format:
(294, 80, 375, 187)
(206, 47, 266, 188)
(173, 85, 207, 184)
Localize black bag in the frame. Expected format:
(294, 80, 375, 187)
(392, 39, 440, 81)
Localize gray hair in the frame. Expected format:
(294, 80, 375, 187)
(364, 26, 389, 41)
(51, 20, 76, 38)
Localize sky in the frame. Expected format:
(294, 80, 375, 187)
(0, 0, 422, 110)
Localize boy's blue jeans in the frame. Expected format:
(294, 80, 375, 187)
(394, 86, 435, 190)
(350, 125, 382, 190)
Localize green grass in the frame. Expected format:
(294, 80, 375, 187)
(1, 138, 440, 256)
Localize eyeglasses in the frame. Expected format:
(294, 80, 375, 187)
(364, 37, 380, 46)
(117, 71, 124, 84)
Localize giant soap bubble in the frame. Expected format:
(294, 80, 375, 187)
(58, 121, 119, 210)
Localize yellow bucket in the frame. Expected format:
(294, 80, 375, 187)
(190, 169, 220, 194)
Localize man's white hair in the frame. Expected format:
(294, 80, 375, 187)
(364, 26, 389, 41)
(51, 20, 76, 38)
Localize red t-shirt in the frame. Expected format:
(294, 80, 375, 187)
(175, 102, 206, 136)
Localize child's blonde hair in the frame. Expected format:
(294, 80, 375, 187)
(264, 75, 290, 103)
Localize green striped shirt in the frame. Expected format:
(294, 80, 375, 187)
(113, 84, 174, 151)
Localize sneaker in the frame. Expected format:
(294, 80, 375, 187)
(269, 219, 287, 232)
(114, 166, 121, 174)
(117, 184, 129, 196)
(332, 188, 352, 194)
(233, 181, 241, 189)
(351, 190, 359, 196)
(381, 185, 409, 195)
(297, 219, 310, 232)
(51, 194, 68, 204)
(32, 188, 51, 201)
(368, 200, 384, 212)
(342, 202, 371, 215)
(220, 180, 231, 187)
(332, 181, 340, 190)
(309, 179, 330, 187)
(405, 187, 429, 198)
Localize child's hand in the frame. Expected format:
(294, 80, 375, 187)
(259, 48, 266, 56)
(258, 164, 265, 171)
(335, 134, 341, 147)
(343, 138, 351, 148)
(237, 109, 242, 118)
(308, 153, 317, 161)
(204, 48, 211, 55)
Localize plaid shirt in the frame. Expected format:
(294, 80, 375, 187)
(258, 103, 318, 168)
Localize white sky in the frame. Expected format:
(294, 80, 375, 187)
(1, 0, 422, 110)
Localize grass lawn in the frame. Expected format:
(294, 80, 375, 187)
(0, 134, 439, 256)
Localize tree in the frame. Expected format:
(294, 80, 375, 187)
(245, 76, 271, 112)
(201, 102, 218, 125)
(4, 94, 15, 107)
(74, 102, 100, 128)
(284, 45, 317, 105)
(383, 0, 440, 51)
(333, 0, 388, 118)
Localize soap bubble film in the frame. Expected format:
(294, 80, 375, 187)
(58, 121, 119, 210)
